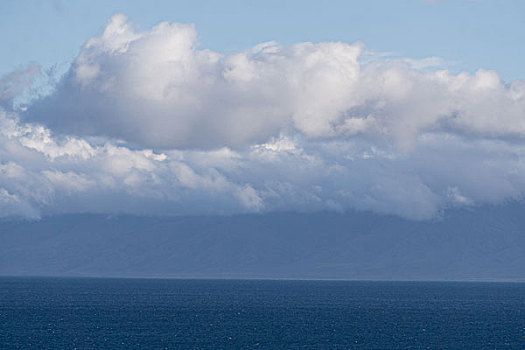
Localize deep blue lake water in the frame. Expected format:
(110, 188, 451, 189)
(1, 277, 525, 349)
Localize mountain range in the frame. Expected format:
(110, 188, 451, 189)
(1, 204, 525, 281)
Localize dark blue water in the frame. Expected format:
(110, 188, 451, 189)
(1, 278, 525, 349)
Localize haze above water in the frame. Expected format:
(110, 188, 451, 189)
(2, 204, 525, 281)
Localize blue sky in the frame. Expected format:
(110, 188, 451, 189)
(1, 0, 525, 220)
(1, 0, 525, 81)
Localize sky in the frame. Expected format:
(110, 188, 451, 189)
(2, 0, 525, 81)
(1, 0, 525, 220)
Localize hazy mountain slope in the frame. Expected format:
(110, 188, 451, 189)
(1, 205, 525, 280)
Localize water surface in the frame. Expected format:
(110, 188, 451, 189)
(1, 277, 524, 348)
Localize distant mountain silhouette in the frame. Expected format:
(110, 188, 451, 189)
(1, 205, 525, 280)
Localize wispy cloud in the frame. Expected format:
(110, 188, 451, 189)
(0, 65, 40, 107)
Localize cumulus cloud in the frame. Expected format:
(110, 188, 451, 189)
(3, 106, 525, 220)
(25, 14, 525, 152)
(1, 14, 525, 220)
(0, 110, 267, 218)
(27, 14, 363, 149)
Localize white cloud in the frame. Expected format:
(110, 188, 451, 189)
(1, 14, 525, 220)
(3, 107, 525, 220)
(25, 14, 525, 153)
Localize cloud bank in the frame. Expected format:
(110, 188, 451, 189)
(26, 14, 525, 151)
(1, 14, 525, 220)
